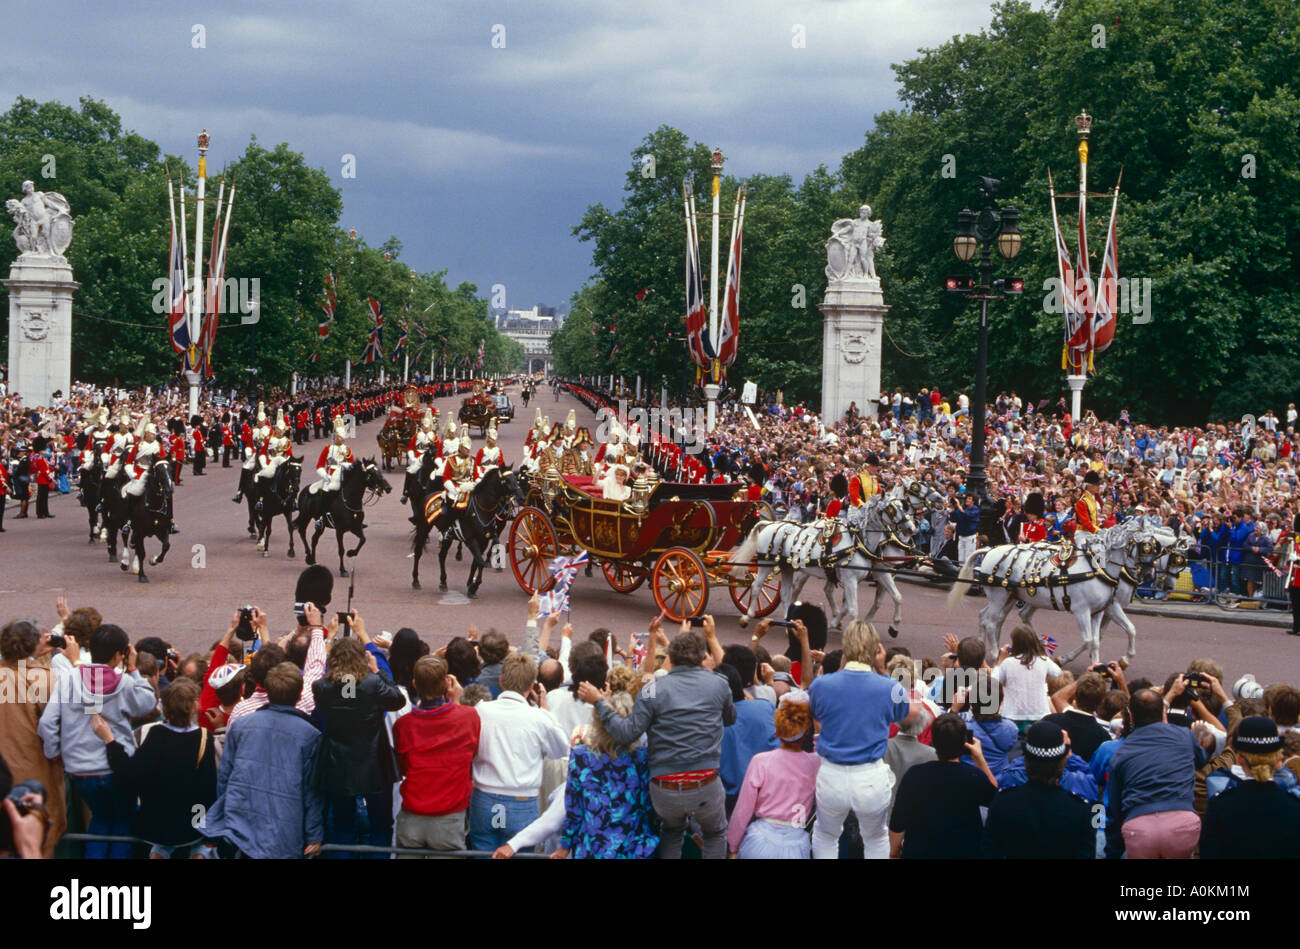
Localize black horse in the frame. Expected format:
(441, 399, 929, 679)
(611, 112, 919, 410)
(234, 463, 262, 538)
(255, 457, 302, 559)
(121, 458, 173, 583)
(296, 457, 391, 576)
(78, 449, 105, 544)
(99, 467, 131, 564)
(411, 465, 521, 597)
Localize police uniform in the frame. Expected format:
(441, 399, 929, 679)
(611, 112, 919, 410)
(982, 781, 1097, 859)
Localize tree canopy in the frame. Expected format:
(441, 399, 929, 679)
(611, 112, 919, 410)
(566, 0, 1300, 424)
(0, 96, 522, 388)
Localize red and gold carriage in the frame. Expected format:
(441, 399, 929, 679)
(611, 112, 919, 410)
(506, 469, 780, 621)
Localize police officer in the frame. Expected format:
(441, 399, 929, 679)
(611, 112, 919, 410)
(982, 721, 1096, 858)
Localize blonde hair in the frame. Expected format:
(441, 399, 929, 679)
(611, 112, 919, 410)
(841, 620, 881, 665)
(1238, 749, 1280, 783)
(584, 690, 637, 758)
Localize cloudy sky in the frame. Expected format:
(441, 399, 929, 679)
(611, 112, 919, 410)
(4, 0, 1002, 311)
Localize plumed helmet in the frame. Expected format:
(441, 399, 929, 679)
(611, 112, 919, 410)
(275, 409, 288, 432)
(257, 402, 267, 424)
(534, 408, 543, 428)
(487, 422, 498, 443)
(294, 564, 334, 611)
(444, 417, 458, 438)
(459, 423, 470, 441)
(332, 416, 347, 441)
(565, 409, 576, 432)
(421, 409, 435, 431)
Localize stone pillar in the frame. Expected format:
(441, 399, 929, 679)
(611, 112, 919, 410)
(819, 276, 888, 425)
(5, 254, 78, 406)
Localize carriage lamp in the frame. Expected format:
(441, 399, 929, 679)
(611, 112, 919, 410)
(542, 471, 560, 503)
(630, 475, 652, 515)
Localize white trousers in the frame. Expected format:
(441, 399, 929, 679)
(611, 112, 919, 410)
(257, 457, 285, 480)
(316, 466, 342, 492)
(811, 759, 894, 859)
(958, 533, 978, 564)
(406, 451, 426, 474)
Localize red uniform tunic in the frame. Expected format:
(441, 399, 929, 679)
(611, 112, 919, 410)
(192, 428, 205, 454)
(221, 425, 234, 447)
(31, 454, 53, 487)
(1018, 518, 1047, 543)
(316, 445, 355, 470)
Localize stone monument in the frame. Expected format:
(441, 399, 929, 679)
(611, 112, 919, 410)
(820, 205, 888, 424)
(4, 180, 78, 406)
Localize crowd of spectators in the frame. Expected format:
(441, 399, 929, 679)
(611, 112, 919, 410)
(3, 569, 1299, 860)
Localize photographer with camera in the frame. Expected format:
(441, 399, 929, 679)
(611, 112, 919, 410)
(1044, 670, 1113, 762)
(1, 753, 49, 858)
(198, 608, 264, 733)
(0, 621, 66, 857)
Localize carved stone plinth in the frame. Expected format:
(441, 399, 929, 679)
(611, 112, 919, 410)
(820, 277, 889, 425)
(5, 254, 78, 406)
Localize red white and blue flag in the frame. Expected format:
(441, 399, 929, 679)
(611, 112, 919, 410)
(683, 181, 712, 370)
(165, 172, 189, 355)
(319, 272, 336, 338)
(1050, 171, 1086, 374)
(538, 550, 589, 615)
(1090, 181, 1121, 357)
(390, 316, 408, 363)
(360, 296, 383, 364)
(717, 184, 746, 369)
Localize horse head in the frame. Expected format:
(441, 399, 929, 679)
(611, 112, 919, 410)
(149, 457, 173, 501)
(360, 457, 392, 495)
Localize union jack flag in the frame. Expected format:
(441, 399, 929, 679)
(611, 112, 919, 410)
(537, 550, 589, 616)
(1248, 458, 1263, 476)
(390, 318, 408, 363)
(360, 296, 383, 364)
(1039, 635, 1058, 655)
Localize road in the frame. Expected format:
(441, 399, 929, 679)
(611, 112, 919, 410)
(2, 383, 1297, 690)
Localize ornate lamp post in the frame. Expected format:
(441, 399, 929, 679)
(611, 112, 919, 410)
(947, 176, 1023, 505)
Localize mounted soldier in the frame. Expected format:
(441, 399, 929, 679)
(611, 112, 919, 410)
(401, 407, 440, 504)
(312, 417, 354, 497)
(442, 425, 479, 509)
(122, 417, 164, 498)
(476, 421, 506, 472)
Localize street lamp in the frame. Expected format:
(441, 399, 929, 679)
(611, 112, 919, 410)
(946, 177, 1023, 509)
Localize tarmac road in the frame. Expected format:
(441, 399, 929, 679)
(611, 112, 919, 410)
(2, 382, 1297, 690)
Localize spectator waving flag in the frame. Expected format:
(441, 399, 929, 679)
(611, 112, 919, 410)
(537, 550, 589, 616)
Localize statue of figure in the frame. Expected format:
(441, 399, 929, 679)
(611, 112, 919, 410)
(7, 180, 74, 257)
(825, 205, 885, 282)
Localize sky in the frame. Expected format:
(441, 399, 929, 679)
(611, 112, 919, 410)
(2, 0, 1002, 313)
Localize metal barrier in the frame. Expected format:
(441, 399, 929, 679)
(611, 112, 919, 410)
(58, 832, 551, 858)
(1157, 543, 1291, 611)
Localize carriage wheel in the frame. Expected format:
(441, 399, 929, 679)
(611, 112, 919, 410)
(652, 547, 709, 621)
(508, 507, 558, 594)
(754, 500, 776, 522)
(728, 566, 782, 619)
(602, 561, 645, 594)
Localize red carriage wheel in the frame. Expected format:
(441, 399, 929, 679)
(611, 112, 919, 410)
(652, 547, 710, 621)
(602, 561, 645, 594)
(728, 566, 782, 619)
(508, 507, 558, 594)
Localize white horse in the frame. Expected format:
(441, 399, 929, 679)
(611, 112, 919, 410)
(947, 521, 1163, 666)
(792, 477, 947, 636)
(1017, 526, 1193, 663)
(731, 489, 917, 632)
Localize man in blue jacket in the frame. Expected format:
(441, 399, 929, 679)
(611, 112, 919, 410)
(203, 661, 325, 859)
(1104, 683, 1208, 859)
(1225, 508, 1255, 595)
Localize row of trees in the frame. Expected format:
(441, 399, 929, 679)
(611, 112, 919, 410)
(0, 97, 523, 390)
(558, 0, 1300, 425)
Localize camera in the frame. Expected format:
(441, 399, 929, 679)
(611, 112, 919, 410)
(235, 606, 257, 642)
(337, 611, 352, 636)
(1184, 672, 1208, 692)
(6, 779, 46, 817)
(294, 602, 308, 626)
(688, 616, 708, 628)
(1090, 663, 1113, 680)
(47, 633, 66, 650)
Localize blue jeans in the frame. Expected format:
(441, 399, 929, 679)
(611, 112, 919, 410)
(327, 789, 394, 859)
(467, 789, 538, 854)
(71, 773, 136, 859)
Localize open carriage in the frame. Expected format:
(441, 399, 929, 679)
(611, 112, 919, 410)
(506, 470, 781, 621)
(458, 393, 496, 438)
(376, 413, 416, 472)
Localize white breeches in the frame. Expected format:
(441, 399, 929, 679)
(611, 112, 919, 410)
(241, 447, 257, 470)
(257, 456, 286, 480)
(316, 466, 342, 492)
(406, 451, 426, 474)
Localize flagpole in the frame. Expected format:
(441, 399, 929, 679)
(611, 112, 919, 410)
(1066, 112, 1091, 422)
(186, 130, 210, 419)
(704, 148, 724, 433)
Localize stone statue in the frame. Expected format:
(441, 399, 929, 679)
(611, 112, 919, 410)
(6, 180, 74, 257)
(825, 204, 884, 282)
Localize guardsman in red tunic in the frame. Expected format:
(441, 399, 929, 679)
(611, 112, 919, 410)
(1019, 491, 1047, 543)
(1074, 470, 1102, 535)
(295, 406, 310, 445)
(221, 418, 235, 468)
(313, 404, 325, 439)
(192, 421, 207, 477)
(170, 424, 187, 485)
(825, 472, 849, 519)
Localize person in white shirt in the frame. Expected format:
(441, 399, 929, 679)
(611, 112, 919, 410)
(990, 626, 1061, 731)
(468, 652, 569, 853)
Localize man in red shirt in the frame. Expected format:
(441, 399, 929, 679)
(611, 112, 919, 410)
(392, 656, 480, 854)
